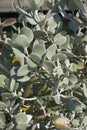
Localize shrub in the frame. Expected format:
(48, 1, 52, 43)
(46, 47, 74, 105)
(0, 0, 87, 129)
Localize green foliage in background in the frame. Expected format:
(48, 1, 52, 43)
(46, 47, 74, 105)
(0, 0, 87, 129)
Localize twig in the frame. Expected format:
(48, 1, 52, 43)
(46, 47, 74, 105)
(19, 96, 37, 101)
(31, 124, 37, 130)
(78, 113, 87, 130)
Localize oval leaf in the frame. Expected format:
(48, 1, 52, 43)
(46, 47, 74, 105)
(17, 65, 29, 77)
(69, 74, 78, 85)
(15, 113, 28, 124)
(47, 44, 57, 60)
(21, 27, 34, 43)
(2, 18, 16, 27)
(32, 44, 46, 57)
(15, 34, 29, 48)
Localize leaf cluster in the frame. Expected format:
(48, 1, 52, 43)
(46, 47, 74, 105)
(0, 0, 87, 129)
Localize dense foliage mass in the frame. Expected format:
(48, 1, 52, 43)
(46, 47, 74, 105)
(0, 0, 87, 129)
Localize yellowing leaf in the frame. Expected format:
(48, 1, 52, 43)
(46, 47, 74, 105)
(12, 56, 21, 65)
(20, 105, 32, 112)
(75, 60, 84, 70)
(51, 115, 71, 129)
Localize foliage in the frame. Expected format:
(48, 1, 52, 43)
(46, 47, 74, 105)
(0, 0, 87, 129)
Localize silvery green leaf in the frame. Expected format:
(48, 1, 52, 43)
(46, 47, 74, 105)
(13, 82, 19, 92)
(52, 53, 67, 62)
(46, 0, 54, 8)
(0, 75, 7, 88)
(71, 119, 80, 127)
(53, 95, 60, 105)
(64, 59, 70, 67)
(15, 34, 29, 48)
(26, 12, 38, 25)
(46, 14, 62, 34)
(15, 113, 28, 124)
(30, 53, 41, 64)
(54, 33, 69, 48)
(32, 43, 46, 58)
(10, 78, 15, 92)
(17, 65, 29, 77)
(61, 51, 75, 58)
(53, 66, 64, 78)
(25, 0, 37, 11)
(1, 93, 13, 102)
(63, 77, 69, 85)
(69, 63, 77, 72)
(85, 45, 87, 53)
(38, 12, 45, 22)
(17, 75, 30, 82)
(82, 116, 87, 128)
(83, 34, 87, 42)
(47, 44, 57, 60)
(0, 112, 5, 129)
(10, 67, 17, 76)
(25, 0, 44, 11)
(34, 0, 44, 8)
(21, 27, 34, 43)
(83, 83, 87, 98)
(59, 77, 69, 88)
(43, 60, 54, 73)
(69, 74, 78, 85)
(28, 58, 37, 68)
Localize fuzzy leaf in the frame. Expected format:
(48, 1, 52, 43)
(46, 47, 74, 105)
(46, 14, 62, 34)
(28, 58, 37, 68)
(47, 44, 57, 60)
(30, 53, 41, 64)
(17, 75, 31, 82)
(21, 27, 34, 43)
(0, 112, 5, 129)
(83, 83, 87, 98)
(69, 74, 78, 85)
(15, 34, 29, 48)
(54, 33, 69, 48)
(15, 113, 28, 124)
(25, 0, 44, 11)
(32, 43, 46, 58)
(17, 65, 29, 77)
(43, 60, 54, 73)
(0, 75, 6, 88)
(52, 53, 67, 62)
